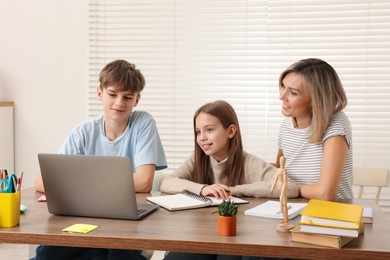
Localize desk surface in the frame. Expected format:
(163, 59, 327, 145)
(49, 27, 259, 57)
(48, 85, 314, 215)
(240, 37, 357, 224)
(1, 188, 390, 260)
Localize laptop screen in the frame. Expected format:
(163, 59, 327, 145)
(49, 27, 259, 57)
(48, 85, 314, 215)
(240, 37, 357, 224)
(38, 153, 158, 220)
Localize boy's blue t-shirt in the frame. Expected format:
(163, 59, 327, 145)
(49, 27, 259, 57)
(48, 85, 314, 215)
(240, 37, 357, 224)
(57, 111, 167, 173)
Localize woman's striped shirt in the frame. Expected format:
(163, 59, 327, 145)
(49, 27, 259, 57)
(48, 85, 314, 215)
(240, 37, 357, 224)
(278, 111, 353, 199)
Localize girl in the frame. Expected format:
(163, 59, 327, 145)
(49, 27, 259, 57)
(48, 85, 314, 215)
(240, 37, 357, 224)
(161, 100, 298, 200)
(162, 100, 298, 260)
(276, 58, 353, 201)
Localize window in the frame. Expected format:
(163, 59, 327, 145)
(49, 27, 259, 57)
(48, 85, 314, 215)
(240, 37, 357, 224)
(87, 0, 390, 173)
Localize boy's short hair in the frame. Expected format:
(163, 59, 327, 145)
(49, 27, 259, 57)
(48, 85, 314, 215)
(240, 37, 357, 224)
(99, 60, 145, 93)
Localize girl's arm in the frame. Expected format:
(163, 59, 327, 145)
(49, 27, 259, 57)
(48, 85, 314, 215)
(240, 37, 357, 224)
(160, 155, 206, 195)
(200, 184, 231, 200)
(234, 153, 299, 198)
(299, 135, 348, 201)
(161, 154, 233, 199)
(235, 177, 299, 198)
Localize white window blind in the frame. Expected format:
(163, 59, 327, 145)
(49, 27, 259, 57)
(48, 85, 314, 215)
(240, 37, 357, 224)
(87, 0, 390, 174)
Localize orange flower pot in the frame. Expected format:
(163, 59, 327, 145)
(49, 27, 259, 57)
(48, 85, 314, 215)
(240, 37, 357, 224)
(218, 215, 237, 236)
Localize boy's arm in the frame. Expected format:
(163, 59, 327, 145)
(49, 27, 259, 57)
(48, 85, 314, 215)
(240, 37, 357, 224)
(35, 174, 45, 193)
(133, 164, 156, 193)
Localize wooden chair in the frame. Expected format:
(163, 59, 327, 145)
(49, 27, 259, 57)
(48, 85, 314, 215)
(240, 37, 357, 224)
(353, 167, 389, 204)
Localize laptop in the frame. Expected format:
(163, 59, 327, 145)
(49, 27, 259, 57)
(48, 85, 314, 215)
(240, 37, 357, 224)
(38, 153, 159, 220)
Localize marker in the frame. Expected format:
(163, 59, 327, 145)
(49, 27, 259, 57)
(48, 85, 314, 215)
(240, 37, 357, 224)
(12, 176, 17, 192)
(16, 178, 21, 191)
(0, 169, 4, 190)
(19, 171, 24, 190)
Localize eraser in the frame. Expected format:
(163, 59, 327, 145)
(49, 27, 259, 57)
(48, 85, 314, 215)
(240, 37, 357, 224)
(20, 204, 28, 213)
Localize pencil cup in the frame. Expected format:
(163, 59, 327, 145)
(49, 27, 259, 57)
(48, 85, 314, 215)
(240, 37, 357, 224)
(0, 191, 21, 227)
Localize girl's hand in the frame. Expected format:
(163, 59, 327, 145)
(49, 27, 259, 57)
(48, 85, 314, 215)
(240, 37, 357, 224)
(200, 184, 231, 200)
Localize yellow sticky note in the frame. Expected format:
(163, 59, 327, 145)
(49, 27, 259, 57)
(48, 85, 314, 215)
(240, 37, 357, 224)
(62, 224, 98, 234)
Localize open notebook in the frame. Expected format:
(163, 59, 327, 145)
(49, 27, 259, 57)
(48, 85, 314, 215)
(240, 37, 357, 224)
(147, 190, 248, 211)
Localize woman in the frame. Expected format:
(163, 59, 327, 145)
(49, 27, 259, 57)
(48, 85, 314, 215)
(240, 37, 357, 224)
(275, 58, 353, 201)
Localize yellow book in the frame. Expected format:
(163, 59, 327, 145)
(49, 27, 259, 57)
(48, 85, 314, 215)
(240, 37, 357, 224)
(300, 199, 363, 229)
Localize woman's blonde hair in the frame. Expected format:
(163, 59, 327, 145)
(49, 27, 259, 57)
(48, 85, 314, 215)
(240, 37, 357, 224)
(192, 100, 245, 185)
(279, 58, 347, 142)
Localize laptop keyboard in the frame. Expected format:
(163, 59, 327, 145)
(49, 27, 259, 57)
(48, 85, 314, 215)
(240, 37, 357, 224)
(138, 208, 147, 215)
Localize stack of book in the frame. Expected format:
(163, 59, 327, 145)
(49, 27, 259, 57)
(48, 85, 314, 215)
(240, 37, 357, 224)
(291, 199, 364, 248)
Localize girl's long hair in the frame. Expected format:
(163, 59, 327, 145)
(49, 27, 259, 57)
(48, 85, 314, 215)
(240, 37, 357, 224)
(192, 100, 245, 185)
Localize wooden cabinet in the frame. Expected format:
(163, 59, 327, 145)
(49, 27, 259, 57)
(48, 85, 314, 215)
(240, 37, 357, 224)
(0, 101, 14, 172)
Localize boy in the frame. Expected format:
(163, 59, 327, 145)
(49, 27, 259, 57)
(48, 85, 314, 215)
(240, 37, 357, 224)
(33, 60, 167, 259)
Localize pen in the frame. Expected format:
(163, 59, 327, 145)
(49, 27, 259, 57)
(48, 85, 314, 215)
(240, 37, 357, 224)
(16, 178, 21, 192)
(18, 171, 24, 191)
(0, 169, 4, 190)
(12, 176, 17, 193)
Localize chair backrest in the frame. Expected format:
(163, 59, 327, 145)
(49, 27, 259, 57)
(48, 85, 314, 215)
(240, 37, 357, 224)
(353, 167, 389, 204)
(152, 171, 167, 191)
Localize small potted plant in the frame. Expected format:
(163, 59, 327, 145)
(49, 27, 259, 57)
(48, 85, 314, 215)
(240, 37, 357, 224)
(218, 200, 238, 236)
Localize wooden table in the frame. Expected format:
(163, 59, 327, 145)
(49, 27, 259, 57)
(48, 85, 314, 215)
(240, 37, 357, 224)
(1, 188, 389, 259)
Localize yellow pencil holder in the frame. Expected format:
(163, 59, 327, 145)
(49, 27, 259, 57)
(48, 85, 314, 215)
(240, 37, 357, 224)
(0, 191, 20, 227)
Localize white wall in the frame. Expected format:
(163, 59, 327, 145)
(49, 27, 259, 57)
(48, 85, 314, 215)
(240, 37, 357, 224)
(0, 0, 87, 188)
